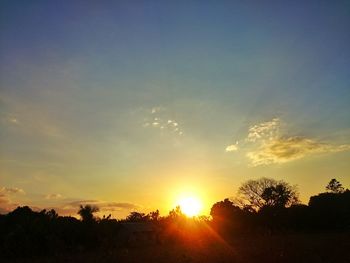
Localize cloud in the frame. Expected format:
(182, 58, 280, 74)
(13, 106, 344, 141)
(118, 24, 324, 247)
(247, 136, 350, 166)
(246, 118, 280, 142)
(103, 202, 139, 210)
(226, 142, 239, 152)
(0, 187, 25, 194)
(33, 199, 142, 218)
(0, 194, 141, 217)
(62, 200, 140, 213)
(0, 187, 25, 214)
(0, 193, 9, 204)
(143, 106, 184, 136)
(45, 193, 63, 200)
(227, 118, 350, 166)
(151, 106, 163, 114)
(66, 199, 100, 207)
(4, 116, 19, 125)
(0, 192, 19, 214)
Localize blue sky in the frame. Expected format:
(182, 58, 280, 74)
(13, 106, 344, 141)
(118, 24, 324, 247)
(1, 1, 350, 217)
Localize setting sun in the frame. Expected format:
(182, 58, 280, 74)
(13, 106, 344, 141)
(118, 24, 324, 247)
(178, 196, 202, 217)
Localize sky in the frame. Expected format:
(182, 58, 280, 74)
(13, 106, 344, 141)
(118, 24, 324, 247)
(1, 1, 350, 218)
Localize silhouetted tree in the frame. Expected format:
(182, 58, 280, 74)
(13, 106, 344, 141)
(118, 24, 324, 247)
(43, 209, 58, 220)
(237, 177, 299, 211)
(78, 205, 99, 223)
(326, 178, 345, 193)
(308, 189, 350, 230)
(126, 211, 149, 222)
(148, 210, 160, 221)
(210, 198, 237, 220)
(211, 199, 254, 234)
(168, 206, 184, 219)
(262, 183, 299, 208)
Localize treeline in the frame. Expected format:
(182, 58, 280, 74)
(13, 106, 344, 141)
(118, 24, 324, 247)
(210, 178, 350, 237)
(0, 204, 204, 258)
(0, 178, 349, 259)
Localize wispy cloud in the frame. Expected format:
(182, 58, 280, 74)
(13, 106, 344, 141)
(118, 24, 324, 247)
(58, 199, 141, 216)
(0, 187, 25, 195)
(0, 194, 16, 214)
(2, 115, 20, 125)
(247, 136, 350, 166)
(143, 106, 184, 136)
(45, 193, 63, 200)
(0, 187, 24, 214)
(227, 118, 350, 166)
(246, 118, 281, 142)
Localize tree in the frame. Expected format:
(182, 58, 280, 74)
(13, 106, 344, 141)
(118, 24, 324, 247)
(45, 209, 58, 220)
(309, 190, 350, 229)
(210, 198, 237, 220)
(125, 211, 149, 222)
(237, 177, 299, 211)
(78, 205, 99, 222)
(148, 210, 160, 221)
(210, 198, 252, 234)
(261, 184, 297, 208)
(326, 179, 344, 193)
(168, 206, 184, 220)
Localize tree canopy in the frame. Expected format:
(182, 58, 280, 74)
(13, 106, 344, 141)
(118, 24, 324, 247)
(237, 177, 299, 211)
(326, 178, 345, 193)
(78, 205, 99, 222)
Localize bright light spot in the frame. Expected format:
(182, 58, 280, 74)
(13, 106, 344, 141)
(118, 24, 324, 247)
(177, 196, 202, 217)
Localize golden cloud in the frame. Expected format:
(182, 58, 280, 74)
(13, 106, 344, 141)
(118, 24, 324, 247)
(247, 136, 350, 166)
(0, 187, 25, 195)
(227, 118, 350, 166)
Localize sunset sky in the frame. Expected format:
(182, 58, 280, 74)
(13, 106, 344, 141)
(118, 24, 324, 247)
(1, 1, 350, 218)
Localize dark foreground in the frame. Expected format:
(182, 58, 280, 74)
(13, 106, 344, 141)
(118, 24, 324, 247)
(4, 233, 349, 263)
(2, 188, 349, 262)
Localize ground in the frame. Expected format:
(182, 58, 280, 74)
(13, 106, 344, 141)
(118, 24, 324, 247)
(4, 232, 349, 263)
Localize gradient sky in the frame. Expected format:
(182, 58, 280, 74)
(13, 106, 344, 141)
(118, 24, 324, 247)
(1, 1, 350, 218)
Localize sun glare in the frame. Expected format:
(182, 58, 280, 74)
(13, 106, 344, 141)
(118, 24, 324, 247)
(178, 196, 202, 217)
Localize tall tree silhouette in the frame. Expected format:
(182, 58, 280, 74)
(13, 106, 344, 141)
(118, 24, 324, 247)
(237, 177, 299, 211)
(78, 205, 99, 222)
(326, 178, 345, 193)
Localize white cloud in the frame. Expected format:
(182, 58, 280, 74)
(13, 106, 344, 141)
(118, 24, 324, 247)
(151, 106, 163, 114)
(226, 142, 239, 152)
(227, 118, 350, 166)
(143, 106, 184, 136)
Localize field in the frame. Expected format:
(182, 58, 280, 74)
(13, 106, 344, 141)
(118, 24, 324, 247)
(5, 232, 349, 263)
